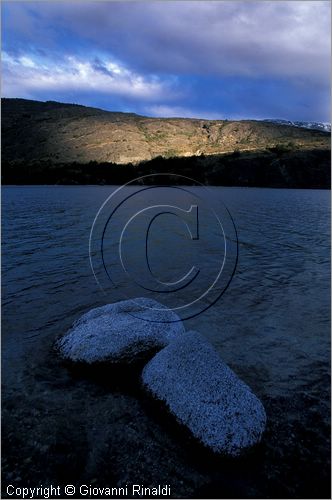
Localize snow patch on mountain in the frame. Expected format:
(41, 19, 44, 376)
(263, 119, 331, 133)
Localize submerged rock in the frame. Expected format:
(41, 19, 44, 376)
(142, 330, 266, 456)
(55, 297, 185, 364)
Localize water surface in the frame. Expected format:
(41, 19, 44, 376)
(2, 186, 330, 498)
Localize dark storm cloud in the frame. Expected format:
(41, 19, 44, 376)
(2, 1, 331, 121)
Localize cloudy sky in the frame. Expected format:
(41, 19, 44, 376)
(2, 1, 331, 121)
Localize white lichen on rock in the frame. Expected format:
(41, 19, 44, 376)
(142, 330, 266, 456)
(55, 297, 185, 364)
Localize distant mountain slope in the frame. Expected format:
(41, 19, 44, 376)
(2, 98, 330, 165)
(263, 119, 331, 133)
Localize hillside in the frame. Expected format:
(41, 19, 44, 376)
(1, 98, 330, 188)
(2, 98, 330, 165)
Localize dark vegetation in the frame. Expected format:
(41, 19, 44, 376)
(2, 148, 330, 189)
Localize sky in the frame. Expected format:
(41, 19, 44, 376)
(2, 1, 331, 121)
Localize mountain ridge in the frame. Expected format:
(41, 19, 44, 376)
(263, 118, 331, 133)
(2, 98, 330, 166)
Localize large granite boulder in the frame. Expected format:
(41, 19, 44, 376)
(142, 330, 266, 456)
(55, 297, 185, 364)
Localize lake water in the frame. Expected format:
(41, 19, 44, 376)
(2, 186, 330, 498)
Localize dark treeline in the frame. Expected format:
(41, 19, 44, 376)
(2, 148, 330, 188)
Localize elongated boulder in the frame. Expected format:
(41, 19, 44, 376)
(142, 330, 266, 456)
(55, 297, 185, 364)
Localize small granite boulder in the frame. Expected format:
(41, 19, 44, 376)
(142, 330, 266, 456)
(55, 297, 185, 364)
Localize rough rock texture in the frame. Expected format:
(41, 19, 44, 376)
(142, 330, 266, 456)
(55, 297, 185, 364)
